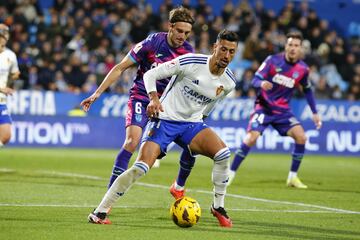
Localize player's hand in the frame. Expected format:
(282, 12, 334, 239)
(261, 81, 273, 90)
(80, 92, 100, 112)
(0, 87, 14, 96)
(147, 92, 164, 118)
(313, 113, 322, 130)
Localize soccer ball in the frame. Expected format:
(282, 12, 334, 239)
(170, 196, 201, 228)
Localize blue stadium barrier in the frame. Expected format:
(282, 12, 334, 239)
(7, 91, 360, 156)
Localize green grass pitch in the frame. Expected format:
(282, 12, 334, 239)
(0, 148, 359, 240)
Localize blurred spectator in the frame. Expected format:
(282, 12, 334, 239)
(314, 76, 331, 99)
(234, 68, 254, 98)
(0, 0, 358, 101)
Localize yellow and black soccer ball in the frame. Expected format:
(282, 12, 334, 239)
(170, 196, 201, 228)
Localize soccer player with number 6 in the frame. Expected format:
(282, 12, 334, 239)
(80, 6, 196, 195)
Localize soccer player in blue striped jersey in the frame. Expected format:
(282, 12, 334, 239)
(229, 31, 322, 188)
(88, 30, 239, 228)
(81, 7, 196, 195)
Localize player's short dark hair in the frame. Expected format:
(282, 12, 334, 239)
(286, 31, 304, 42)
(169, 6, 195, 25)
(216, 29, 239, 43)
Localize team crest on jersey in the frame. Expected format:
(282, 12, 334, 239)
(135, 114, 142, 122)
(216, 85, 224, 96)
(292, 71, 299, 79)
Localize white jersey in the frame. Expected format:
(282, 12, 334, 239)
(0, 48, 19, 100)
(144, 53, 236, 122)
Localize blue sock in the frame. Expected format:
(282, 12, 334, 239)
(107, 148, 133, 189)
(176, 150, 196, 187)
(230, 143, 251, 171)
(291, 144, 305, 172)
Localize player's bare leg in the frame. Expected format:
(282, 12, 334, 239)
(0, 124, 11, 147)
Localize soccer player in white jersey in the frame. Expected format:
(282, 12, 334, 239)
(88, 30, 239, 228)
(0, 24, 20, 148)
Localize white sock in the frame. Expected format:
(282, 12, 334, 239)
(212, 159, 229, 209)
(0, 141, 3, 148)
(227, 170, 236, 185)
(95, 162, 149, 213)
(288, 171, 297, 180)
(174, 181, 184, 191)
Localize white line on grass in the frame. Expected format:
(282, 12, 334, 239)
(0, 203, 355, 214)
(138, 182, 360, 215)
(2, 169, 360, 215)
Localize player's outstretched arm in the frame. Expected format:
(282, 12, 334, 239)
(80, 56, 135, 112)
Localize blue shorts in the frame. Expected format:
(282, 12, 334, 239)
(0, 105, 11, 125)
(142, 119, 208, 155)
(247, 110, 301, 136)
(125, 99, 149, 128)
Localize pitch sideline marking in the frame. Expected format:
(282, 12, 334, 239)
(0, 203, 355, 214)
(1, 168, 360, 215)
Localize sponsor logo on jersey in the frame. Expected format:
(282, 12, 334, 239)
(216, 85, 224, 96)
(182, 86, 213, 105)
(272, 73, 295, 88)
(276, 67, 282, 72)
(155, 53, 163, 58)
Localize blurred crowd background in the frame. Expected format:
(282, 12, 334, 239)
(0, 0, 359, 100)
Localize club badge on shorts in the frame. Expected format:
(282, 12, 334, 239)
(135, 114, 142, 122)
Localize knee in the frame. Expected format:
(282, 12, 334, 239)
(244, 133, 258, 146)
(123, 138, 140, 152)
(213, 147, 231, 166)
(0, 133, 11, 145)
(294, 134, 307, 144)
